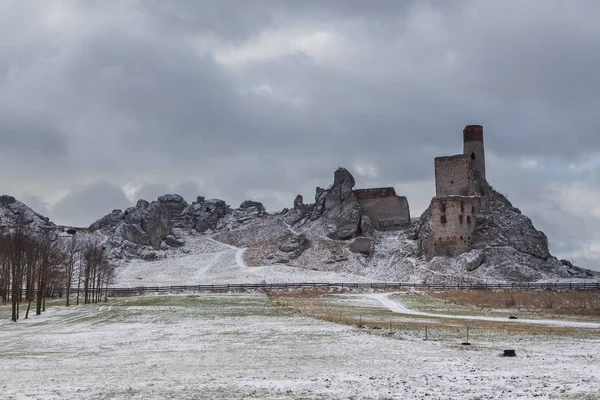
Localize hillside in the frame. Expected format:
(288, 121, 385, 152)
(1, 169, 598, 285)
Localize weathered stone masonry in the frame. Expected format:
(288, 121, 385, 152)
(354, 187, 410, 231)
(429, 125, 487, 259)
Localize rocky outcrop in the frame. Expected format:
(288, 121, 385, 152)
(158, 194, 188, 227)
(310, 168, 362, 240)
(233, 201, 266, 223)
(0, 195, 53, 229)
(472, 188, 550, 259)
(350, 237, 374, 256)
(183, 198, 231, 233)
(90, 200, 171, 250)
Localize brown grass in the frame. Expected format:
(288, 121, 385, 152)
(267, 290, 600, 338)
(427, 290, 600, 317)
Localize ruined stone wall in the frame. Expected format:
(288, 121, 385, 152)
(430, 196, 480, 258)
(357, 196, 411, 231)
(434, 155, 473, 197)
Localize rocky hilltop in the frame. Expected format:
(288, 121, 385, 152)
(1, 168, 598, 284)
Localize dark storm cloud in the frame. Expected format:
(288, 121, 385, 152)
(2, 0, 600, 269)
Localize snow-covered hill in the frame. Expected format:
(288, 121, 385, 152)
(2, 167, 599, 284)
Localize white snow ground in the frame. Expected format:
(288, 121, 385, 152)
(113, 234, 375, 287)
(1, 293, 599, 399)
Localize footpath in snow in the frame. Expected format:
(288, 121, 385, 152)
(365, 292, 600, 329)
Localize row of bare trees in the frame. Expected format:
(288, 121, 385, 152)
(0, 220, 114, 322)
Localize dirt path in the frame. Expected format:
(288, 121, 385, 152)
(365, 292, 600, 329)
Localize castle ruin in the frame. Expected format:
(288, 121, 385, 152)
(353, 187, 410, 231)
(429, 125, 487, 259)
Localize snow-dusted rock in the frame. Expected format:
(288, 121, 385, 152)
(184, 198, 231, 233)
(350, 237, 374, 255)
(310, 168, 362, 240)
(158, 194, 188, 227)
(90, 200, 171, 250)
(0, 195, 53, 230)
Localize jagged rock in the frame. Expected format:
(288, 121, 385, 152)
(90, 200, 171, 250)
(473, 190, 550, 260)
(158, 194, 188, 227)
(90, 209, 124, 231)
(278, 234, 310, 254)
(311, 168, 362, 240)
(136, 199, 150, 208)
(284, 194, 313, 226)
(463, 250, 485, 272)
(0, 195, 16, 205)
(164, 234, 185, 248)
(561, 259, 574, 268)
(360, 215, 374, 238)
(234, 200, 266, 223)
(350, 237, 374, 255)
(414, 205, 432, 252)
(0, 196, 53, 229)
(184, 198, 231, 233)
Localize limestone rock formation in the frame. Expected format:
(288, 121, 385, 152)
(472, 188, 549, 259)
(233, 201, 266, 223)
(310, 168, 362, 240)
(158, 194, 188, 228)
(183, 198, 232, 233)
(350, 237, 374, 256)
(0, 195, 53, 229)
(91, 200, 172, 251)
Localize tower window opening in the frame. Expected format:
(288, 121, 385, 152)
(471, 206, 475, 214)
(441, 215, 447, 224)
(459, 215, 464, 224)
(460, 201, 464, 213)
(471, 152, 476, 160)
(467, 216, 472, 224)
(441, 202, 446, 213)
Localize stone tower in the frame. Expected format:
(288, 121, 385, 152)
(463, 125, 486, 182)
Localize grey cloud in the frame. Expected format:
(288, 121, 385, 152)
(50, 182, 132, 227)
(1, 0, 600, 269)
(0, 113, 68, 159)
(134, 184, 171, 203)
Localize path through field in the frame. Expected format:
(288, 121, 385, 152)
(366, 292, 600, 329)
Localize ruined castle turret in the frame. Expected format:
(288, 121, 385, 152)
(428, 125, 487, 259)
(463, 125, 486, 182)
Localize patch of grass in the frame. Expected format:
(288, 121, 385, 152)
(268, 290, 600, 341)
(427, 290, 600, 318)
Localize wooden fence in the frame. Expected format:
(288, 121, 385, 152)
(96, 281, 600, 296)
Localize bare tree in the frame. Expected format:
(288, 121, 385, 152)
(35, 230, 64, 315)
(82, 241, 111, 304)
(64, 233, 79, 306)
(8, 220, 28, 322)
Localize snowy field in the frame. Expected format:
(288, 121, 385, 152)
(113, 235, 375, 287)
(2, 293, 600, 399)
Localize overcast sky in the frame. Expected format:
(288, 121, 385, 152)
(2, 1, 600, 270)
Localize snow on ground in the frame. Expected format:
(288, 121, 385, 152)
(1, 293, 600, 399)
(113, 235, 375, 287)
(363, 292, 600, 329)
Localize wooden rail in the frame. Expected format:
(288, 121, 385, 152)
(94, 281, 600, 295)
